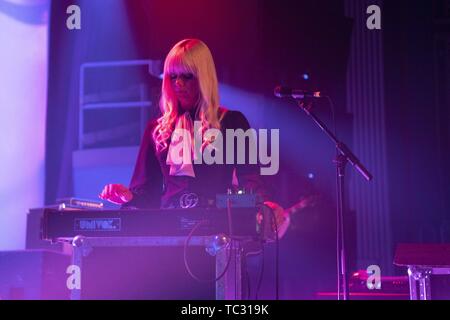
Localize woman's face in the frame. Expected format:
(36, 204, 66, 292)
(169, 70, 200, 111)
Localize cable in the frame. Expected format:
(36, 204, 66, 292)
(255, 244, 265, 300)
(183, 199, 236, 283)
(226, 199, 239, 299)
(244, 240, 264, 300)
(254, 205, 281, 300)
(183, 220, 233, 283)
(245, 268, 251, 300)
(226, 198, 234, 238)
(268, 206, 280, 300)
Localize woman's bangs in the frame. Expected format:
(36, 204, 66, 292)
(166, 52, 196, 76)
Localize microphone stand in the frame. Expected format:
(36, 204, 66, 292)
(296, 99, 372, 300)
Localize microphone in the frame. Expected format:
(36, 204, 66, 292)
(274, 86, 322, 99)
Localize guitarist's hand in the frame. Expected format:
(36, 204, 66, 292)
(288, 194, 319, 214)
(257, 195, 318, 240)
(257, 201, 290, 240)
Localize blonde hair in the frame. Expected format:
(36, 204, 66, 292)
(153, 39, 223, 152)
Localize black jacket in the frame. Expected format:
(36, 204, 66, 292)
(123, 108, 268, 209)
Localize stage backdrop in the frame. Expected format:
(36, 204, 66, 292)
(0, 0, 50, 250)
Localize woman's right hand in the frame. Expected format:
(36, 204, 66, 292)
(99, 183, 133, 205)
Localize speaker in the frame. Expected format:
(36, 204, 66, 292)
(0, 250, 71, 300)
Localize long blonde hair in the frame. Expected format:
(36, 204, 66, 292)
(153, 39, 223, 152)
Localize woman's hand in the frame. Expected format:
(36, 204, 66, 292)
(99, 184, 133, 205)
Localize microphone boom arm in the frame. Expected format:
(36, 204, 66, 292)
(300, 102, 372, 181)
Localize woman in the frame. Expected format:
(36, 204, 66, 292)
(99, 39, 289, 236)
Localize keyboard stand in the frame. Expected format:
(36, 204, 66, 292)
(57, 235, 245, 300)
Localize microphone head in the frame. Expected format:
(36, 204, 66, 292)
(274, 85, 321, 98)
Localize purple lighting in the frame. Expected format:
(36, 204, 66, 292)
(0, 0, 50, 250)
